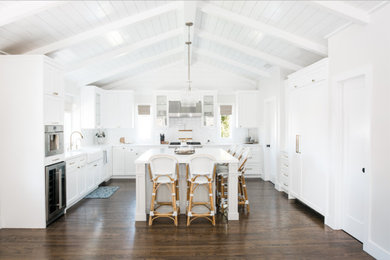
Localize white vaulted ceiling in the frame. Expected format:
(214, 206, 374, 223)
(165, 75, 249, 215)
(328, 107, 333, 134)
(0, 1, 387, 90)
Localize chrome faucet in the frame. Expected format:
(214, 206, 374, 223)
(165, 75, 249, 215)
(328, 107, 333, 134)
(70, 131, 84, 151)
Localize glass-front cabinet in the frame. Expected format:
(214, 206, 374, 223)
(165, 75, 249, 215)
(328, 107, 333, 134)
(203, 95, 215, 127)
(156, 95, 168, 127)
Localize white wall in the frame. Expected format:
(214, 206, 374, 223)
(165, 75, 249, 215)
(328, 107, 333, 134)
(328, 5, 390, 259)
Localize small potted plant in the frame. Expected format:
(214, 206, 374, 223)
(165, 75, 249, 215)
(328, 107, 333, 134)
(96, 130, 106, 145)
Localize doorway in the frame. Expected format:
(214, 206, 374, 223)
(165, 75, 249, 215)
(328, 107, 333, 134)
(264, 98, 278, 183)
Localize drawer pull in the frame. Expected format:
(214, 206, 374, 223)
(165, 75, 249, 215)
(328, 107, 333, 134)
(69, 162, 75, 165)
(52, 158, 60, 161)
(283, 183, 288, 187)
(53, 92, 59, 96)
(283, 173, 288, 177)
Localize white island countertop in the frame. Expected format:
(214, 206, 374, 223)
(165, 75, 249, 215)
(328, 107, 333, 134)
(135, 147, 239, 164)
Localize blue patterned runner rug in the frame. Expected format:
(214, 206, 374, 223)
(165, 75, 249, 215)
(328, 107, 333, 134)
(85, 186, 119, 199)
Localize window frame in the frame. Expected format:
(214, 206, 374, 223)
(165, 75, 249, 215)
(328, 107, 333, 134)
(218, 103, 234, 141)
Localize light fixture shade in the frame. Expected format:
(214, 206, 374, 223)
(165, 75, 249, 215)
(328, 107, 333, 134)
(181, 87, 197, 107)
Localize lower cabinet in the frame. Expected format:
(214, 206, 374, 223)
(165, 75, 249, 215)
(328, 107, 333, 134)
(66, 155, 103, 209)
(113, 146, 140, 177)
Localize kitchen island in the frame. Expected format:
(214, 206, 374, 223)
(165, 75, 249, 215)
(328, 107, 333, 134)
(134, 148, 240, 221)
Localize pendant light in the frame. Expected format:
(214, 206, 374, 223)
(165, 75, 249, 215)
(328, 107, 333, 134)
(181, 22, 197, 107)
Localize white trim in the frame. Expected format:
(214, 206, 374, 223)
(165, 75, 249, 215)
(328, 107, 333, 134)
(329, 65, 373, 244)
(263, 97, 279, 184)
(364, 240, 390, 260)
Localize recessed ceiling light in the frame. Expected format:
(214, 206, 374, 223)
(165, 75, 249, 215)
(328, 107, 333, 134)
(106, 31, 124, 47)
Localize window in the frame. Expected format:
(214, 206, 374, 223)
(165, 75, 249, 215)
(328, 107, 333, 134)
(137, 104, 152, 141)
(220, 105, 233, 139)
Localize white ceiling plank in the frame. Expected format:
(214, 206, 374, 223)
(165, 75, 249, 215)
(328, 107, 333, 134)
(311, 1, 370, 25)
(201, 3, 328, 56)
(66, 28, 182, 72)
(80, 47, 183, 86)
(197, 30, 302, 71)
(196, 48, 270, 78)
(0, 1, 66, 27)
(103, 60, 183, 90)
(24, 2, 180, 54)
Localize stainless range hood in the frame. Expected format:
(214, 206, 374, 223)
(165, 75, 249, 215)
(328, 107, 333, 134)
(169, 101, 202, 118)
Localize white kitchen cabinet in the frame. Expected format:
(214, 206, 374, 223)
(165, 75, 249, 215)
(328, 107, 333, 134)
(287, 58, 329, 215)
(202, 93, 217, 127)
(236, 91, 259, 128)
(44, 95, 64, 125)
(86, 159, 102, 191)
(101, 90, 134, 128)
(66, 155, 87, 208)
(112, 146, 140, 177)
(103, 147, 113, 181)
(66, 160, 79, 206)
(44, 59, 64, 97)
(243, 145, 262, 178)
(80, 85, 103, 129)
(113, 146, 126, 175)
(155, 95, 168, 128)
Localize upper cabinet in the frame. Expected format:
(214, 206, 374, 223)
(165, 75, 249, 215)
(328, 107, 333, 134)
(202, 92, 217, 127)
(80, 86, 102, 129)
(236, 91, 259, 128)
(155, 95, 168, 128)
(44, 59, 64, 98)
(43, 58, 64, 125)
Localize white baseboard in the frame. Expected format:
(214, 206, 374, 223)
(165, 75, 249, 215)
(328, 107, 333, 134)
(364, 240, 390, 260)
(245, 175, 262, 179)
(111, 175, 135, 179)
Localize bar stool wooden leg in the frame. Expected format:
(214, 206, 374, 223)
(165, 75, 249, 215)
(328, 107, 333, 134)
(149, 182, 157, 226)
(208, 180, 215, 226)
(241, 175, 250, 213)
(187, 182, 194, 226)
(171, 181, 178, 226)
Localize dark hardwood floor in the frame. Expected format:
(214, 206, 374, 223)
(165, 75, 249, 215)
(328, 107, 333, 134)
(0, 179, 372, 259)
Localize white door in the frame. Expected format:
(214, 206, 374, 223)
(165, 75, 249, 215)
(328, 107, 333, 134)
(342, 75, 369, 242)
(264, 98, 277, 183)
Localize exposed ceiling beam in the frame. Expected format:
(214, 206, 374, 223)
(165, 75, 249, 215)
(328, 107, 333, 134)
(311, 1, 370, 25)
(103, 61, 183, 90)
(0, 1, 66, 28)
(66, 28, 182, 72)
(201, 3, 328, 56)
(25, 2, 180, 54)
(197, 30, 302, 71)
(195, 49, 270, 78)
(80, 47, 183, 86)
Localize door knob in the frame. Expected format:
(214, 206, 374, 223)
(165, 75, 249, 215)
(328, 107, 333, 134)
(362, 168, 365, 173)
(266, 144, 271, 148)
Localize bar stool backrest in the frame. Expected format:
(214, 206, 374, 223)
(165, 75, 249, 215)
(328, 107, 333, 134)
(239, 148, 251, 171)
(188, 154, 216, 180)
(149, 154, 178, 181)
(228, 144, 237, 155)
(234, 146, 245, 159)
